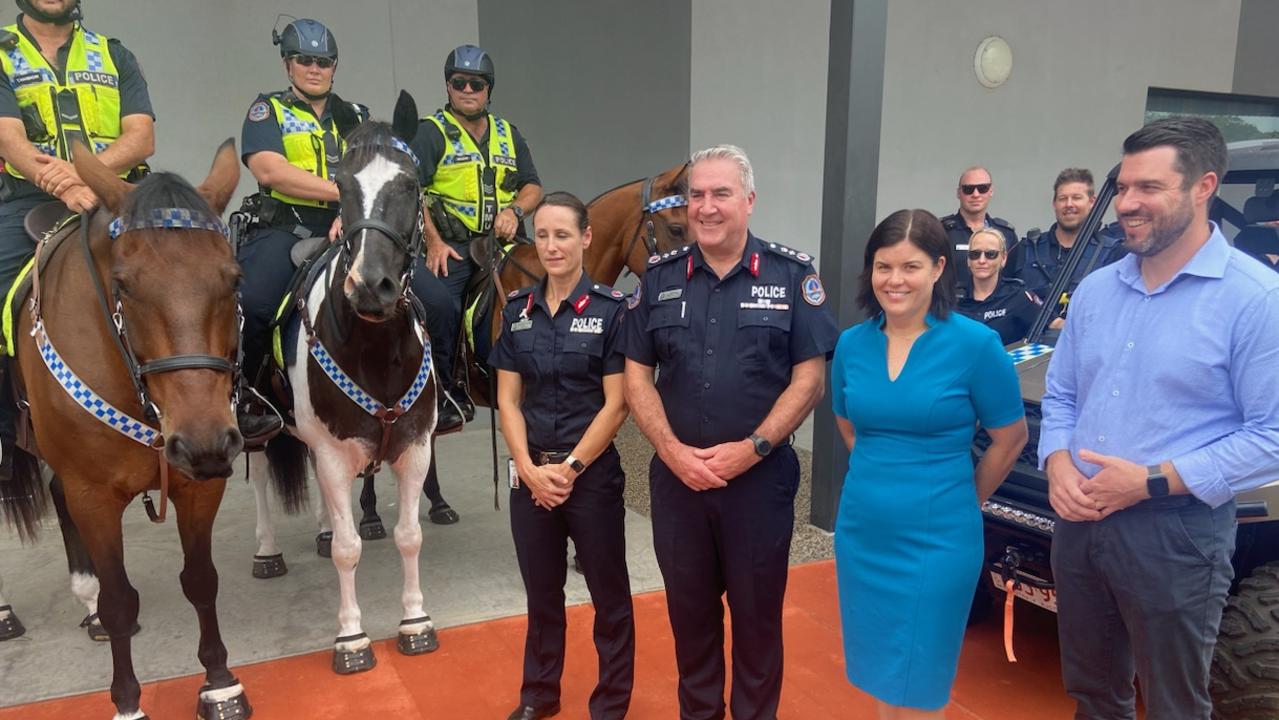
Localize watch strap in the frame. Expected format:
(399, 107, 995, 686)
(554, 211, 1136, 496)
(566, 454, 585, 474)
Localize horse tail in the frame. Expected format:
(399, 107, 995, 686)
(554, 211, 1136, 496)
(0, 447, 48, 544)
(264, 434, 309, 515)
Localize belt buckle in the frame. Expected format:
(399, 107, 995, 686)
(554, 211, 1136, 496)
(537, 451, 552, 466)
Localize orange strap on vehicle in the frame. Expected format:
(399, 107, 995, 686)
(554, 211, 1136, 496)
(1003, 579, 1018, 662)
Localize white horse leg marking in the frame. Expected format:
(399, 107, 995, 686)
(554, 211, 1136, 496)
(308, 452, 332, 535)
(391, 439, 433, 630)
(249, 454, 280, 557)
(111, 711, 146, 720)
(198, 681, 246, 703)
(70, 571, 99, 617)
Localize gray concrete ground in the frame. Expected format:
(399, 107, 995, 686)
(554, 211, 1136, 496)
(0, 413, 833, 707)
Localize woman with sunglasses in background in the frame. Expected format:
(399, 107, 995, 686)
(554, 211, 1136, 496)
(491, 193, 633, 720)
(957, 227, 1043, 345)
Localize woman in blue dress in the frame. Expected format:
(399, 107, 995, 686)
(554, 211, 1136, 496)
(830, 209, 1028, 717)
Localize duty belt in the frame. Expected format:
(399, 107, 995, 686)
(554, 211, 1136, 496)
(532, 450, 571, 466)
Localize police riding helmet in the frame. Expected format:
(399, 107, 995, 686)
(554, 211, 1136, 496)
(274, 18, 338, 61)
(444, 44, 495, 91)
(16, 0, 81, 25)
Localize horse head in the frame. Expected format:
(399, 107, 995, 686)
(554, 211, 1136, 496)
(644, 162, 690, 254)
(74, 140, 244, 480)
(336, 90, 423, 322)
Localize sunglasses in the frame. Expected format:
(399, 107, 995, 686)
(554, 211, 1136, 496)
(968, 249, 1001, 260)
(960, 183, 992, 195)
(291, 55, 335, 69)
(449, 76, 489, 92)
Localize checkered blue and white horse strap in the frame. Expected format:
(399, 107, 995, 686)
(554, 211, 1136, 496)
(34, 325, 159, 447)
(1006, 343, 1053, 364)
(108, 208, 230, 240)
(644, 194, 687, 214)
(308, 335, 433, 418)
(388, 137, 420, 167)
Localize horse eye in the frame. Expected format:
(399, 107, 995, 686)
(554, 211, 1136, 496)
(669, 225, 685, 239)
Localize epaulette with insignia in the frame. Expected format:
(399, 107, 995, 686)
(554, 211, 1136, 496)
(763, 241, 814, 264)
(647, 244, 692, 266)
(989, 216, 1015, 231)
(941, 215, 960, 230)
(0, 30, 19, 50)
(590, 283, 625, 301)
(506, 285, 535, 300)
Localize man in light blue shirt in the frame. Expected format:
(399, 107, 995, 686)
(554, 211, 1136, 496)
(1039, 117, 1279, 720)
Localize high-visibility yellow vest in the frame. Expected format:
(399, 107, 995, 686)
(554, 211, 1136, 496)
(0, 23, 123, 178)
(264, 93, 349, 209)
(424, 109, 518, 234)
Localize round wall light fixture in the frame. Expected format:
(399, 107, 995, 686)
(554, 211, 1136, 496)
(974, 36, 1012, 88)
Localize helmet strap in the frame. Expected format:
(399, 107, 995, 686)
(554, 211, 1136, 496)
(19, 0, 80, 25)
(447, 102, 488, 122)
(295, 86, 332, 102)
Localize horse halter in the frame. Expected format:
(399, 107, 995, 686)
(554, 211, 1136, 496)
(339, 137, 424, 290)
(627, 165, 689, 262)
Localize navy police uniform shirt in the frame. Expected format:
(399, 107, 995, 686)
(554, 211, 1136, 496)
(956, 276, 1042, 346)
(940, 212, 1020, 285)
(488, 272, 627, 452)
(1019, 222, 1127, 298)
(623, 234, 839, 447)
(240, 90, 370, 168)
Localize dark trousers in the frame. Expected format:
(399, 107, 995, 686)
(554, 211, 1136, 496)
(1051, 496, 1237, 720)
(236, 225, 456, 388)
(0, 192, 52, 444)
(650, 446, 799, 720)
(510, 445, 634, 719)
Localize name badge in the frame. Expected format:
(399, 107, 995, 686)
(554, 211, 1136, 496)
(657, 288, 683, 302)
(510, 318, 533, 332)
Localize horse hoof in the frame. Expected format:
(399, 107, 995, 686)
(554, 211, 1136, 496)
(0, 606, 25, 641)
(428, 505, 460, 525)
(251, 554, 287, 579)
(80, 613, 141, 641)
(358, 517, 386, 540)
(332, 634, 376, 675)
(316, 531, 333, 558)
(196, 689, 252, 720)
(396, 617, 439, 656)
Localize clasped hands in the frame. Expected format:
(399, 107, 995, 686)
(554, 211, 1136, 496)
(521, 461, 579, 510)
(1047, 448, 1151, 522)
(32, 156, 98, 213)
(666, 439, 762, 491)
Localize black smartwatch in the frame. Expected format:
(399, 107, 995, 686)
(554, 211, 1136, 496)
(749, 433, 772, 457)
(1146, 464, 1170, 498)
(510, 205, 525, 220)
(566, 454, 586, 474)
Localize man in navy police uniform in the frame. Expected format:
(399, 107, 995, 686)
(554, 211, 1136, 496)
(624, 144, 838, 720)
(939, 165, 1020, 285)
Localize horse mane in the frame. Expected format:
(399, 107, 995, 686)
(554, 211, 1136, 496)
(121, 171, 215, 220)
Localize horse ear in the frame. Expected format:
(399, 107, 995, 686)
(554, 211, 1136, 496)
(195, 138, 240, 217)
(392, 90, 419, 144)
(70, 140, 131, 215)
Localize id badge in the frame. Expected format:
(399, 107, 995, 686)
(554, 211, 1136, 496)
(507, 458, 519, 489)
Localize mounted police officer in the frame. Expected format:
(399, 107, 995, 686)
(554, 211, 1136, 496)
(956, 227, 1042, 345)
(939, 166, 1020, 286)
(624, 145, 838, 720)
(0, 0, 154, 479)
(412, 44, 542, 418)
(1020, 168, 1127, 302)
(236, 18, 459, 440)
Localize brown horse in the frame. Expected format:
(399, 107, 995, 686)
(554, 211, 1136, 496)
(1, 141, 248, 719)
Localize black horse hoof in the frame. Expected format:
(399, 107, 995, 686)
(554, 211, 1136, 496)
(251, 553, 287, 579)
(358, 517, 387, 540)
(0, 606, 25, 641)
(332, 633, 376, 675)
(396, 617, 439, 656)
(80, 613, 140, 642)
(196, 689, 252, 720)
(428, 504, 460, 525)
(316, 531, 333, 558)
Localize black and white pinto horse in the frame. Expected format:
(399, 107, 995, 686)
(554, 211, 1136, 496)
(253, 92, 441, 674)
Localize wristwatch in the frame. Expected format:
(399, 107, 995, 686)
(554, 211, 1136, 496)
(1146, 464, 1170, 498)
(565, 454, 586, 474)
(510, 205, 525, 220)
(749, 433, 772, 457)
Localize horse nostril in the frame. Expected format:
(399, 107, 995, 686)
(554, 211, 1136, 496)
(222, 428, 244, 458)
(376, 276, 397, 300)
(166, 434, 188, 464)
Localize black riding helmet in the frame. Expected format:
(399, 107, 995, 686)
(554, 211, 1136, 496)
(275, 18, 338, 61)
(16, 0, 81, 25)
(444, 44, 494, 91)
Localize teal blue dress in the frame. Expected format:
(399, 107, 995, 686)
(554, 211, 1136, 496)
(830, 312, 1023, 710)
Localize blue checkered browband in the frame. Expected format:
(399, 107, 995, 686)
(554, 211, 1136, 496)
(108, 208, 230, 240)
(644, 194, 688, 214)
(389, 137, 420, 167)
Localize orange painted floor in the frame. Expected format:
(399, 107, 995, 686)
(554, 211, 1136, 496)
(0, 561, 1075, 719)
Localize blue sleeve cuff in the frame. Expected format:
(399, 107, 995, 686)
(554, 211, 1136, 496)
(1171, 451, 1235, 509)
(1037, 431, 1072, 471)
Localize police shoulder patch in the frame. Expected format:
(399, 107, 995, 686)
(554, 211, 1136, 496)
(247, 101, 271, 123)
(626, 283, 642, 310)
(802, 274, 827, 306)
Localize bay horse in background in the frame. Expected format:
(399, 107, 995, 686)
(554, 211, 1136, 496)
(0, 141, 250, 720)
(252, 92, 442, 675)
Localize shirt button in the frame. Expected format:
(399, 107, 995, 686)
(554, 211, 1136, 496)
(1112, 390, 1120, 397)
(706, 349, 714, 356)
(702, 416, 709, 423)
(710, 318, 717, 325)
(580, 342, 588, 348)
(1098, 435, 1106, 442)
(703, 382, 711, 389)
(762, 315, 769, 321)
(1126, 341, 1134, 349)
(714, 288, 721, 293)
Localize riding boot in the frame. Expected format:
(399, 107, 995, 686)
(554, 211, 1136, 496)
(436, 388, 464, 435)
(236, 383, 284, 451)
(452, 378, 476, 423)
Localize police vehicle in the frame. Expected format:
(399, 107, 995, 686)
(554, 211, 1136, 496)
(972, 140, 1279, 720)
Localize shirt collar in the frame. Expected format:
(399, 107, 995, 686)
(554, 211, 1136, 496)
(1115, 221, 1230, 292)
(689, 232, 761, 278)
(282, 89, 333, 123)
(532, 271, 595, 316)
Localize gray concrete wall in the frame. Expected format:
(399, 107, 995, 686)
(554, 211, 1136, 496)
(477, 0, 691, 203)
(71, 1, 479, 201)
(1233, 0, 1279, 98)
(876, 1, 1242, 237)
(689, 0, 831, 263)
